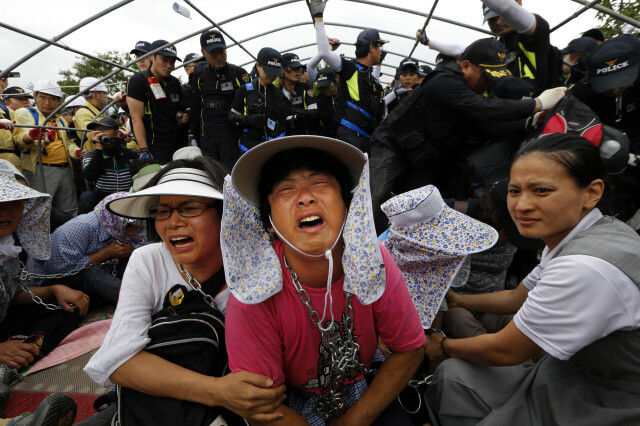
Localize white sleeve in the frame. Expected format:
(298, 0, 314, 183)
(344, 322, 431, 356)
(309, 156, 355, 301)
(307, 53, 322, 83)
(372, 65, 381, 80)
(521, 263, 542, 290)
(482, 0, 536, 34)
(315, 21, 342, 71)
(514, 255, 640, 360)
(84, 247, 162, 387)
(384, 90, 397, 106)
(428, 39, 466, 57)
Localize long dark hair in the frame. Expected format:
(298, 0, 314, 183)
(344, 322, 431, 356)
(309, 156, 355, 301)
(512, 133, 612, 212)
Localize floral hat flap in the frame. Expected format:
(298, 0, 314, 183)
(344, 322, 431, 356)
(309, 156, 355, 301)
(221, 175, 283, 304)
(0, 172, 51, 260)
(381, 185, 498, 328)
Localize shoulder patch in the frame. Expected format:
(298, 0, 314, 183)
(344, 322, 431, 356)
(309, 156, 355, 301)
(241, 74, 250, 83)
(307, 89, 314, 97)
(245, 82, 254, 91)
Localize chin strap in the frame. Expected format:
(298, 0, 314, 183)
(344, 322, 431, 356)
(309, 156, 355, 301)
(269, 214, 346, 332)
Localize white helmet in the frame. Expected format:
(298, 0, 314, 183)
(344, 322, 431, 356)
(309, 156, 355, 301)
(33, 80, 63, 98)
(67, 96, 86, 108)
(79, 77, 108, 93)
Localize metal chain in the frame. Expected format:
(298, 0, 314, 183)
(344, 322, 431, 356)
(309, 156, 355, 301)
(177, 263, 217, 310)
(0, 258, 118, 311)
(284, 256, 375, 420)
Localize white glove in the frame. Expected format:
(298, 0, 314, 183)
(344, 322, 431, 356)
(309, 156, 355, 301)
(113, 90, 127, 105)
(309, 0, 329, 16)
(535, 86, 567, 111)
(0, 119, 14, 130)
(394, 87, 410, 97)
(531, 111, 544, 127)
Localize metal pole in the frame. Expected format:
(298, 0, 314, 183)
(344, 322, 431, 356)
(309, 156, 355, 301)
(0, 22, 137, 74)
(14, 124, 91, 133)
(570, 0, 640, 28)
(0, 0, 133, 78)
(343, 0, 492, 35)
(184, 0, 258, 61)
(551, 0, 604, 32)
(409, 0, 440, 58)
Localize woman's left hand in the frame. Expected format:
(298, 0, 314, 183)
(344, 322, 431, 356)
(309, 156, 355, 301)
(51, 285, 90, 316)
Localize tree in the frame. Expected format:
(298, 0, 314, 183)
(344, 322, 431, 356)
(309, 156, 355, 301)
(596, 1, 640, 39)
(57, 51, 134, 97)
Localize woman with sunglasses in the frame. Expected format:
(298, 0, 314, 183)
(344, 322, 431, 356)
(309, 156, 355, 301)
(84, 157, 285, 425)
(425, 133, 640, 425)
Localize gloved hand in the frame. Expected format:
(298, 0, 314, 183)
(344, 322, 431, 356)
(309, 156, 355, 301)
(309, 0, 329, 17)
(75, 149, 86, 159)
(531, 111, 545, 127)
(416, 30, 429, 46)
(380, 50, 387, 63)
(118, 129, 132, 141)
(0, 119, 14, 130)
(328, 38, 341, 51)
(139, 148, 152, 160)
(393, 87, 410, 97)
(28, 128, 44, 141)
(535, 86, 567, 111)
(244, 114, 266, 129)
(44, 129, 57, 144)
(113, 90, 127, 106)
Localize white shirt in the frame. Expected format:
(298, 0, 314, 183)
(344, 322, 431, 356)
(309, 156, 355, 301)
(514, 209, 640, 360)
(85, 243, 230, 387)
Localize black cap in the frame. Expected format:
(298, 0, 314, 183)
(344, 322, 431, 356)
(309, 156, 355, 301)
(315, 67, 337, 88)
(200, 30, 227, 52)
(490, 177, 545, 250)
(482, 2, 499, 23)
(493, 77, 536, 99)
(397, 58, 419, 75)
(418, 65, 433, 76)
(282, 53, 304, 69)
(356, 28, 389, 46)
(184, 53, 201, 63)
(130, 41, 151, 55)
(87, 116, 120, 130)
(257, 47, 283, 77)
(582, 28, 606, 43)
(561, 37, 598, 55)
(150, 40, 182, 62)
(2, 86, 32, 100)
(461, 38, 513, 81)
(589, 38, 639, 93)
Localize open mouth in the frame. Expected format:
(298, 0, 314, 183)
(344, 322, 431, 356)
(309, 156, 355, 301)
(169, 236, 194, 248)
(299, 215, 323, 229)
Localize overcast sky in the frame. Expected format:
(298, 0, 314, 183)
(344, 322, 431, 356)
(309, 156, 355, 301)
(0, 0, 606, 88)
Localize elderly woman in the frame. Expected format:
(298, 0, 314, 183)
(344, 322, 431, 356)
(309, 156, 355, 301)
(33, 192, 144, 303)
(84, 157, 285, 425)
(222, 136, 426, 425)
(0, 164, 82, 425)
(425, 133, 640, 425)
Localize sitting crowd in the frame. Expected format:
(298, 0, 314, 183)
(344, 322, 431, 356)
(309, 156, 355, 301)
(1, 0, 640, 425)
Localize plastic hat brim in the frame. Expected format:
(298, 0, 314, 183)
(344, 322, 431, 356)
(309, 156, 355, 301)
(231, 135, 366, 205)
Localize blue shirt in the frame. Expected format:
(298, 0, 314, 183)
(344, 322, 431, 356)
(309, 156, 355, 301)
(34, 212, 111, 275)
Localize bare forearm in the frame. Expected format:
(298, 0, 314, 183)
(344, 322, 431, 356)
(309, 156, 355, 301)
(130, 117, 148, 149)
(342, 345, 425, 425)
(250, 404, 307, 426)
(110, 351, 222, 406)
(457, 283, 528, 315)
(88, 246, 112, 264)
(12, 285, 55, 304)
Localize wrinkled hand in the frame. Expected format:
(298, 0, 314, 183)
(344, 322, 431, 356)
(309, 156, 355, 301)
(139, 148, 152, 160)
(216, 371, 286, 422)
(416, 29, 429, 46)
(0, 119, 15, 130)
(535, 86, 567, 111)
(0, 340, 39, 369)
(51, 284, 90, 316)
(444, 290, 462, 309)
(107, 242, 134, 259)
(309, 0, 329, 17)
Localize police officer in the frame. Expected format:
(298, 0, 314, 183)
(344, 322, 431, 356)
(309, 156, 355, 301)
(181, 52, 202, 111)
(310, 0, 386, 151)
(189, 30, 249, 170)
(561, 37, 598, 87)
(314, 67, 339, 138)
(229, 47, 289, 153)
(385, 58, 420, 113)
(280, 53, 318, 135)
(130, 40, 152, 71)
(127, 40, 187, 163)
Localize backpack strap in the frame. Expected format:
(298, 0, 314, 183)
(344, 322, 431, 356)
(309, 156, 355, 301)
(0, 104, 9, 119)
(26, 107, 39, 126)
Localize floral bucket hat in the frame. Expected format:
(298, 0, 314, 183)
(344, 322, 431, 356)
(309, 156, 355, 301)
(222, 135, 386, 305)
(0, 167, 51, 260)
(95, 192, 146, 244)
(381, 185, 498, 328)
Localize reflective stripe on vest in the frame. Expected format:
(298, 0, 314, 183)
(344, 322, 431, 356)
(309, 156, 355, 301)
(518, 42, 537, 80)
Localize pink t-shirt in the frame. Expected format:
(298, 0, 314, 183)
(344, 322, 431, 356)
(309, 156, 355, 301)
(226, 241, 425, 393)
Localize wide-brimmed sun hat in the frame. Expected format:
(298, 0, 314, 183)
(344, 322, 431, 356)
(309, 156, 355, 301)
(381, 185, 498, 328)
(106, 168, 223, 219)
(0, 168, 51, 260)
(223, 135, 385, 305)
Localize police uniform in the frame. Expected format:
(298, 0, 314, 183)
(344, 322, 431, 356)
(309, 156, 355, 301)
(282, 81, 318, 135)
(127, 69, 186, 164)
(190, 61, 250, 170)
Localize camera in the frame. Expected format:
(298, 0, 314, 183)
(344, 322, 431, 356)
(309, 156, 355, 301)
(0, 71, 21, 78)
(99, 136, 125, 145)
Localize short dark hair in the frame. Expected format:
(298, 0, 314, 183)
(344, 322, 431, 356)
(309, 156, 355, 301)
(257, 148, 353, 231)
(143, 156, 228, 241)
(355, 43, 372, 59)
(513, 133, 612, 212)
